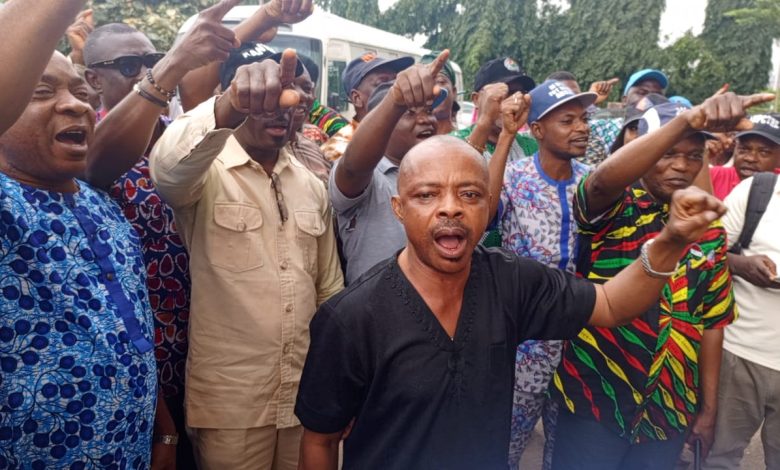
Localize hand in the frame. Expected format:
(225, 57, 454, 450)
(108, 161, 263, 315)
(228, 48, 300, 115)
(588, 78, 619, 105)
(166, 0, 242, 74)
(66, 9, 93, 65)
(684, 91, 775, 133)
(687, 410, 716, 460)
(150, 442, 177, 470)
(390, 50, 449, 109)
(476, 82, 509, 128)
(731, 254, 778, 288)
(661, 187, 727, 246)
(500, 92, 531, 135)
(264, 0, 314, 25)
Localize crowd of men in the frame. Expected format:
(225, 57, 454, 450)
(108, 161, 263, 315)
(1, 0, 779, 469)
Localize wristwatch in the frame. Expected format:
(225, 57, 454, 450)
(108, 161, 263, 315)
(640, 238, 679, 279)
(154, 434, 179, 446)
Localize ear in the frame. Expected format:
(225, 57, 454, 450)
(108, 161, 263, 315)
(391, 195, 404, 222)
(350, 89, 363, 108)
(84, 69, 103, 95)
(530, 121, 543, 140)
(470, 91, 480, 108)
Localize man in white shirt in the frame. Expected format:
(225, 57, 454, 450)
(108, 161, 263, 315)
(704, 173, 780, 469)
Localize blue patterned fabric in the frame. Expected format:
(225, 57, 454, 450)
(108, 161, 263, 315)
(0, 173, 156, 469)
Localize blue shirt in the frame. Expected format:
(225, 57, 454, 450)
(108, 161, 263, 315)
(0, 173, 156, 468)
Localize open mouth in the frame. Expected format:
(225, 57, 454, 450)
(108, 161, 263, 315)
(570, 136, 589, 146)
(739, 166, 759, 176)
(55, 128, 87, 146)
(433, 227, 468, 258)
(416, 128, 435, 139)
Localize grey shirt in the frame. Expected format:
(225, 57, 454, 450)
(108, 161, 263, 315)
(329, 157, 406, 284)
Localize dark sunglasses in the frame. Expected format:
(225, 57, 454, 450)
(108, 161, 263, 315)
(89, 53, 165, 78)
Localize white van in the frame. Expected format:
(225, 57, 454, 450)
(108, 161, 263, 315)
(176, 6, 464, 119)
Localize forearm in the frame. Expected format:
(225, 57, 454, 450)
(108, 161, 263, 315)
(693, 153, 713, 194)
(488, 131, 513, 218)
(154, 391, 177, 436)
(467, 118, 494, 150)
(0, 0, 86, 134)
(586, 115, 692, 216)
(299, 430, 340, 470)
(592, 234, 688, 327)
(335, 97, 405, 197)
(85, 56, 189, 187)
(697, 328, 723, 416)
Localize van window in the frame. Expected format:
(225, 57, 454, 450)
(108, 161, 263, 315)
(327, 60, 348, 113)
(266, 34, 324, 98)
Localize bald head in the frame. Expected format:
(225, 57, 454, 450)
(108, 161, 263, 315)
(398, 135, 488, 193)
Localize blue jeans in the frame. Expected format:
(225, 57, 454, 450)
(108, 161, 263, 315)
(551, 408, 687, 470)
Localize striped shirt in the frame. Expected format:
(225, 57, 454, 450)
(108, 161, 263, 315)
(551, 180, 736, 443)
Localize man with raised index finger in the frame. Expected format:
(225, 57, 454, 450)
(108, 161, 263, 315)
(550, 91, 775, 470)
(295, 129, 728, 469)
(150, 49, 343, 469)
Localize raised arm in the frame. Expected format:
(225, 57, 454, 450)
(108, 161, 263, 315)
(488, 92, 530, 218)
(84, 0, 241, 189)
(589, 186, 725, 327)
(466, 83, 508, 151)
(584, 91, 775, 219)
(0, 0, 87, 135)
(179, 0, 313, 112)
(335, 50, 449, 198)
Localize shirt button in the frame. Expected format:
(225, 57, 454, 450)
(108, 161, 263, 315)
(283, 343, 292, 354)
(105, 272, 115, 282)
(237, 221, 246, 232)
(280, 260, 288, 270)
(285, 304, 293, 313)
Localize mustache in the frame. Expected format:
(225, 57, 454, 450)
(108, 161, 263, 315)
(430, 219, 471, 237)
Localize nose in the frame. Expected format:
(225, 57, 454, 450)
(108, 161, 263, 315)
(56, 91, 91, 116)
(669, 154, 692, 173)
(437, 190, 464, 219)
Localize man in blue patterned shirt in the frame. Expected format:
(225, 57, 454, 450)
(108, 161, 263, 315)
(495, 80, 597, 469)
(0, 51, 157, 468)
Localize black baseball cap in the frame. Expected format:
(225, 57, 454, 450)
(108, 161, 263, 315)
(736, 113, 780, 146)
(610, 93, 669, 154)
(474, 57, 535, 93)
(219, 42, 305, 91)
(341, 52, 414, 96)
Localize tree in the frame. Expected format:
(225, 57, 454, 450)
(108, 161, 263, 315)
(700, 0, 773, 96)
(660, 32, 726, 104)
(314, 0, 381, 26)
(727, 0, 780, 37)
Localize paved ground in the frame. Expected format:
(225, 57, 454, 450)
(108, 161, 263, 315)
(518, 422, 765, 469)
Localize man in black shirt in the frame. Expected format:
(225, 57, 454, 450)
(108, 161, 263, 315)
(295, 73, 728, 468)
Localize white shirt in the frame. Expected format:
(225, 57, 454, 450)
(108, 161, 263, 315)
(722, 176, 780, 371)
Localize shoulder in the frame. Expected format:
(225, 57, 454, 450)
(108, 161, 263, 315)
(321, 258, 397, 322)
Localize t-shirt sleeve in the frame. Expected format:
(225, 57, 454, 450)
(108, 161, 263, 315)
(295, 303, 366, 433)
(509, 256, 597, 340)
(700, 225, 738, 330)
(328, 160, 375, 214)
(573, 175, 626, 233)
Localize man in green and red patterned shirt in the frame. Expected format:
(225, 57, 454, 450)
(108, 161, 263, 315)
(550, 92, 775, 470)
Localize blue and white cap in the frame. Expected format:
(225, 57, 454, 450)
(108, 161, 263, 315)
(637, 102, 714, 139)
(528, 79, 598, 124)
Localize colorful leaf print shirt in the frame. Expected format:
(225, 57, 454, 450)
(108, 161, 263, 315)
(551, 180, 736, 443)
(0, 173, 156, 468)
(110, 155, 190, 399)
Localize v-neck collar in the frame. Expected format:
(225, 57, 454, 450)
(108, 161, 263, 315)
(390, 255, 480, 352)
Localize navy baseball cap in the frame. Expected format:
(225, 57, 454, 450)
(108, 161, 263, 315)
(637, 102, 714, 140)
(736, 113, 780, 146)
(623, 69, 669, 96)
(342, 53, 414, 96)
(474, 57, 535, 93)
(219, 42, 305, 91)
(528, 79, 598, 124)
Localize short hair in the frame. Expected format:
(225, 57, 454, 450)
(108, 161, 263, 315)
(298, 55, 319, 85)
(83, 23, 141, 66)
(546, 71, 577, 82)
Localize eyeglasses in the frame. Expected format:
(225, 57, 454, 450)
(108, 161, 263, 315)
(89, 53, 165, 78)
(270, 172, 289, 224)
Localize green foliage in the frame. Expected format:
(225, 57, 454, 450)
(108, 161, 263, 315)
(727, 0, 780, 38)
(660, 32, 726, 104)
(314, 0, 380, 26)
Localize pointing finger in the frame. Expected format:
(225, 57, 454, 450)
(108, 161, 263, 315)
(740, 93, 776, 109)
(606, 78, 619, 86)
(279, 48, 299, 88)
(426, 49, 450, 78)
(201, 0, 241, 21)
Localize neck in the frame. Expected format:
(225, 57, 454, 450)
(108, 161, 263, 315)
(235, 133, 281, 174)
(398, 247, 470, 296)
(0, 162, 78, 193)
(538, 147, 573, 181)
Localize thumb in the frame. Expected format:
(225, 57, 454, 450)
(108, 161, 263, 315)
(714, 83, 729, 95)
(279, 48, 299, 87)
(201, 0, 241, 21)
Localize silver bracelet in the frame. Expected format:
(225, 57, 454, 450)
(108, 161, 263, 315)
(640, 238, 679, 279)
